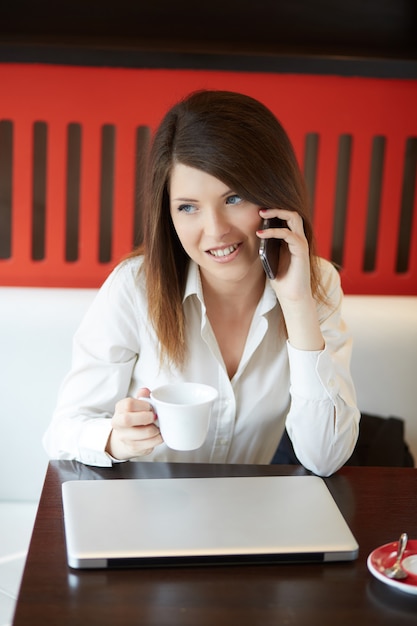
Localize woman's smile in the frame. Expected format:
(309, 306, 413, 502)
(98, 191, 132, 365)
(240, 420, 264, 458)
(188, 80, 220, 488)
(207, 243, 241, 259)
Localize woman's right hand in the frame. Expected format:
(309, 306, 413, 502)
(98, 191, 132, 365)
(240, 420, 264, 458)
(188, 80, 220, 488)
(105, 387, 163, 460)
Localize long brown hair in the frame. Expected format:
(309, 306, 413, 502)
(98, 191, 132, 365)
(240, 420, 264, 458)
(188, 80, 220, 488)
(132, 90, 322, 367)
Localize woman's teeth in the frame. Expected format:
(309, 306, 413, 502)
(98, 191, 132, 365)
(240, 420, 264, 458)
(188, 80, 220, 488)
(209, 244, 238, 258)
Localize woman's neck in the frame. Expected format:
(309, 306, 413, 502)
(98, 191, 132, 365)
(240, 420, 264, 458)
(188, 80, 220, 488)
(200, 266, 266, 314)
(200, 267, 266, 379)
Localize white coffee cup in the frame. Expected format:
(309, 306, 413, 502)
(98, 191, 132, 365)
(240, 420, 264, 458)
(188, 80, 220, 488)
(149, 382, 218, 451)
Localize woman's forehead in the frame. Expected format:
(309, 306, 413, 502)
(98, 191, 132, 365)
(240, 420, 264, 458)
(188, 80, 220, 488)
(169, 164, 232, 196)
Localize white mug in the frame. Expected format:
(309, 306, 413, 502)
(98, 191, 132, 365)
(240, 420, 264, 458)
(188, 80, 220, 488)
(149, 382, 218, 451)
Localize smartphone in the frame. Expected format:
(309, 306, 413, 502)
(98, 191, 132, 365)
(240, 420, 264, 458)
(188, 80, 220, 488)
(259, 217, 285, 279)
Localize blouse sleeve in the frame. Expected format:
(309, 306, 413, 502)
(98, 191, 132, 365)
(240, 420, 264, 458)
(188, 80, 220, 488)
(284, 259, 360, 476)
(42, 261, 142, 467)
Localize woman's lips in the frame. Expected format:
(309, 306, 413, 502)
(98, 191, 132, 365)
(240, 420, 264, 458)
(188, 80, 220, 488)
(207, 243, 240, 258)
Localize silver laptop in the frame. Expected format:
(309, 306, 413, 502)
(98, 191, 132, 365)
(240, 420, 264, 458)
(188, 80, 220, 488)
(62, 475, 359, 569)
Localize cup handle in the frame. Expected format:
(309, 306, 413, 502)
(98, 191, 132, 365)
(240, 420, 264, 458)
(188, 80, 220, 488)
(146, 397, 159, 425)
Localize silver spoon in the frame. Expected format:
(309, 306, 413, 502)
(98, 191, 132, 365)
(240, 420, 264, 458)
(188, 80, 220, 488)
(384, 533, 408, 579)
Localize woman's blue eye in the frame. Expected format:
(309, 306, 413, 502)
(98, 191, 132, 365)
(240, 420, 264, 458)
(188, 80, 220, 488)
(178, 204, 196, 214)
(226, 194, 242, 205)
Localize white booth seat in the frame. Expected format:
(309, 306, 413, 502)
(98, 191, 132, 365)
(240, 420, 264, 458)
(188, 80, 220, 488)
(341, 296, 417, 463)
(0, 287, 97, 502)
(0, 287, 416, 503)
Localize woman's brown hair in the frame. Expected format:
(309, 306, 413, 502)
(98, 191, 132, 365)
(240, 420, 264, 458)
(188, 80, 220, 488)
(132, 90, 322, 367)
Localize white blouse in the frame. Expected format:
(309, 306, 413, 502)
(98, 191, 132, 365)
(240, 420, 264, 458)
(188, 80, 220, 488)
(43, 256, 360, 476)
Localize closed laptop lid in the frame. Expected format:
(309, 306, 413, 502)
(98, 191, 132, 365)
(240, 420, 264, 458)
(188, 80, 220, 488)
(62, 475, 359, 569)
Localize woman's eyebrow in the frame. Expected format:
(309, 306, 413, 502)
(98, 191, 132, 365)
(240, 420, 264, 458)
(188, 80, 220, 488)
(172, 197, 199, 202)
(172, 189, 235, 203)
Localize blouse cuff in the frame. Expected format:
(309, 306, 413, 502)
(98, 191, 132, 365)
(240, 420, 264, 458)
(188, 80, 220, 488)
(287, 341, 339, 402)
(77, 417, 117, 467)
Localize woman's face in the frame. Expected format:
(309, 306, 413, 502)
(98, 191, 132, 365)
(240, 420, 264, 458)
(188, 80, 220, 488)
(169, 163, 264, 288)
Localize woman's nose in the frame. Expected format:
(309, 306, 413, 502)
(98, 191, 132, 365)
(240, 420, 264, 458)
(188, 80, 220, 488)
(203, 208, 231, 238)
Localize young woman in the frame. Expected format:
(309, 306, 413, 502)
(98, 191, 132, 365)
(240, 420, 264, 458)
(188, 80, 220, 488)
(43, 90, 360, 476)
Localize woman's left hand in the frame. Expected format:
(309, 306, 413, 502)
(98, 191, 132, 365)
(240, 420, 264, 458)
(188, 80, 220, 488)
(257, 208, 324, 351)
(257, 208, 312, 304)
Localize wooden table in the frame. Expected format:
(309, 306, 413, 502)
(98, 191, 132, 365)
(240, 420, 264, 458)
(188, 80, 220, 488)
(13, 461, 417, 625)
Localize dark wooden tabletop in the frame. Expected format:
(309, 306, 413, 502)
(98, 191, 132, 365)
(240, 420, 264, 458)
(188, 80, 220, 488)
(12, 461, 417, 625)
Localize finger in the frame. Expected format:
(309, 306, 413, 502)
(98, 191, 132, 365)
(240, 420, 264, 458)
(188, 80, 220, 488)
(114, 409, 156, 429)
(113, 399, 156, 428)
(115, 393, 155, 413)
(259, 208, 304, 233)
(107, 426, 163, 460)
(282, 211, 304, 234)
(136, 387, 151, 399)
(121, 427, 163, 455)
(119, 422, 161, 443)
(256, 227, 285, 239)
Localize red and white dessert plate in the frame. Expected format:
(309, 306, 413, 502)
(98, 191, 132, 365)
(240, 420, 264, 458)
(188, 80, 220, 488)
(367, 539, 417, 595)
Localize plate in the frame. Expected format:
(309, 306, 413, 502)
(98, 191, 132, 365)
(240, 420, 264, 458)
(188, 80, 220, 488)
(367, 539, 417, 595)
